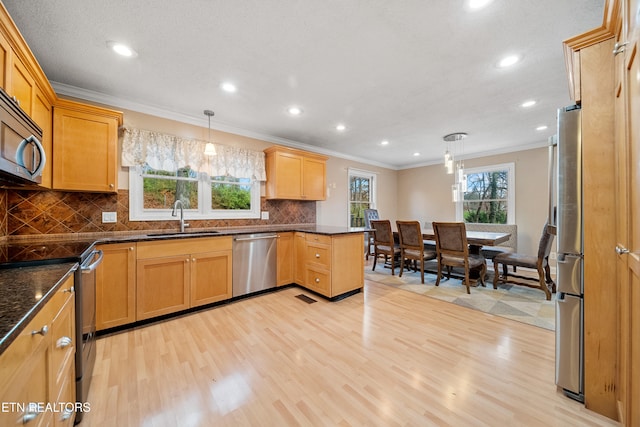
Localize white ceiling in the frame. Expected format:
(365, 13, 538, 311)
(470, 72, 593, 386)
(4, 0, 604, 169)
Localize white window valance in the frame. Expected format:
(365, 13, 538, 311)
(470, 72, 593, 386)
(121, 127, 266, 181)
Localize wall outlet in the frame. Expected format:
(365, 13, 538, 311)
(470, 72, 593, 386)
(102, 212, 117, 223)
(261, 211, 269, 220)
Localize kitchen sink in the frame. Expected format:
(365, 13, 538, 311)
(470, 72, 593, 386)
(146, 230, 219, 238)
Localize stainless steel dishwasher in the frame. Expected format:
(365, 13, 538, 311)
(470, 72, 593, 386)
(232, 233, 278, 297)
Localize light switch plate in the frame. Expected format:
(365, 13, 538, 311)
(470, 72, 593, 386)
(102, 212, 117, 223)
(261, 211, 269, 220)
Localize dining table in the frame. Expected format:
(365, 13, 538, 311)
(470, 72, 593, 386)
(420, 229, 511, 255)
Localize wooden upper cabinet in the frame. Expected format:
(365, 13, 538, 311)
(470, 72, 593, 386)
(264, 145, 327, 200)
(52, 99, 122, 193)
(9, 52, 34, 116)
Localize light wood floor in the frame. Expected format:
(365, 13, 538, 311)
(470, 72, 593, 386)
(83, 281, 618, 426)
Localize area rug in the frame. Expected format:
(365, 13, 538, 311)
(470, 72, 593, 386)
(364, 260, 556, 331)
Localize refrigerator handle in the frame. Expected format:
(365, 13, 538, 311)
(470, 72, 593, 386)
(548, 135, 557, 226)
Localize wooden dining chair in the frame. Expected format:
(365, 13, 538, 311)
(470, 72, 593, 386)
(363, 209, 379, 260)
(370, 219, 400, 275)
(432, 221, 487, 294)
(492, 222, 556, 300)
(396, 220, 437, 284)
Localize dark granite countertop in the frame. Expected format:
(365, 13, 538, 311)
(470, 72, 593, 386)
(93, 224, 363, 244)
(0, 262, 78, 355)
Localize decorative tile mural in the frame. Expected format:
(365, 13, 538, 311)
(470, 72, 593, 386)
(2, 189, 316, 236)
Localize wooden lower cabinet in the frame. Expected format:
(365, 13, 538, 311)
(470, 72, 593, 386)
(294, 232, 307, 285)
(190, 249, 232, 307)
(136, 237, 232, 320)
(276, 232, 294, 286)
(0, 275, 75, 427)
(96, 243, 136, 330)
(300, 233, 364, 298)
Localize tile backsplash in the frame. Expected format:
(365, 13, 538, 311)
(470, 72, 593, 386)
(1, 189, 315, 237)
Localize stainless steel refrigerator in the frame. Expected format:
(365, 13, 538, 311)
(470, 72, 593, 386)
(552, 105, 584, 402)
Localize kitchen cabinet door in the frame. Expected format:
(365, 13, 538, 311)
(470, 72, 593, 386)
(96, 243, 137, 331)
(264, 146, 327, 200)
(0, 31, 9, 89)
(52, 99, 122, 192)
(302, 156, 326, 200)
(137, 255, 190, 320)
(190, 249, 232, 307)
(294, 232, 306, 285)
(31, 85, 52, 188)
(8, 51, 34, 116)
(276, 232, 294, 286)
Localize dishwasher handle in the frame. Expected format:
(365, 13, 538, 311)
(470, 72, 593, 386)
(234, 235, 278, 242)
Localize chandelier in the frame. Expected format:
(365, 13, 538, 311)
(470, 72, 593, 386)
(443, 132, 468, 202)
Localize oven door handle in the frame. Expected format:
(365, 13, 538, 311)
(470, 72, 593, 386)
(81, 249, 104, 273)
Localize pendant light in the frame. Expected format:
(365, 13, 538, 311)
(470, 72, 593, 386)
(204, 110, 216, 156)
(443, 132, 468, 201)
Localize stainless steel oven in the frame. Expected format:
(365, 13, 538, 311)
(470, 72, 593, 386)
(75, 249, 102, 424)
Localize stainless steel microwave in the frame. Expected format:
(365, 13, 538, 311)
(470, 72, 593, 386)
(0, 87, 45, 187)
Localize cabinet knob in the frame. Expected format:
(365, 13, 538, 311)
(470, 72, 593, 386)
(109, 183, 115, 189)
(613, 41, 628, 55)
(63, 286, 75, 293)
(31, 325, 48, 336)
(186, 258, 190, 262)
(60, 409, 73, 421)
(192, 258, 196, 262)
(23, 410, 39, 423)
(315, 278, 320, 283)
(616, 245, 630, 255)
(56, 336, 72, 348)
(315, 253, 320, 258)
(129, 247, 134, 251)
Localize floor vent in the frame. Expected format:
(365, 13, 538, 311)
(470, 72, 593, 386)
(295, 294, 317, 304)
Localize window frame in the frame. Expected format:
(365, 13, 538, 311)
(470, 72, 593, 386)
(128, 166, 261, 221)
(348, 168, 377, 229)
(455, 162, 515, 224)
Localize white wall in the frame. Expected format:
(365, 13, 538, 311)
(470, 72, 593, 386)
(317, 157, 398, 227)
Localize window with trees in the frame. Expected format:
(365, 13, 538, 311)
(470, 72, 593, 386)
(349, 169, 376, 228)
(456, 162, 515, 224)
(129, 164, 260, 221)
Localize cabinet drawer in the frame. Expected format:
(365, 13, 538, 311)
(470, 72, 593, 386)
(306, 234, 331, 245)
(305, 267, 330, 295)
(51, 294, 75, 392)
(137, 237, 232, 259)
(306, 243, 331, 269)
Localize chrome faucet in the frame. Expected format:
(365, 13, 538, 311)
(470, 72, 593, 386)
(171, 200, 190, 232)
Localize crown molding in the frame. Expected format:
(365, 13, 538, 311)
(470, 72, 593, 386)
(51, 81, 398, 170)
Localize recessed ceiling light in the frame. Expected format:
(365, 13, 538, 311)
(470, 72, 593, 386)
(413, 152, 420, 157)
(521, 100, 536, 108)
(287, 106, 303, 116)
(468, 0, 494, 10)
(380, 140, 389, 146)
(336, 124, 346, 131)
(536, 125, 548, 131)
(498, 55, 520, 68)
(106, 41, 137, 58)
(220, 82, 237, 93)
